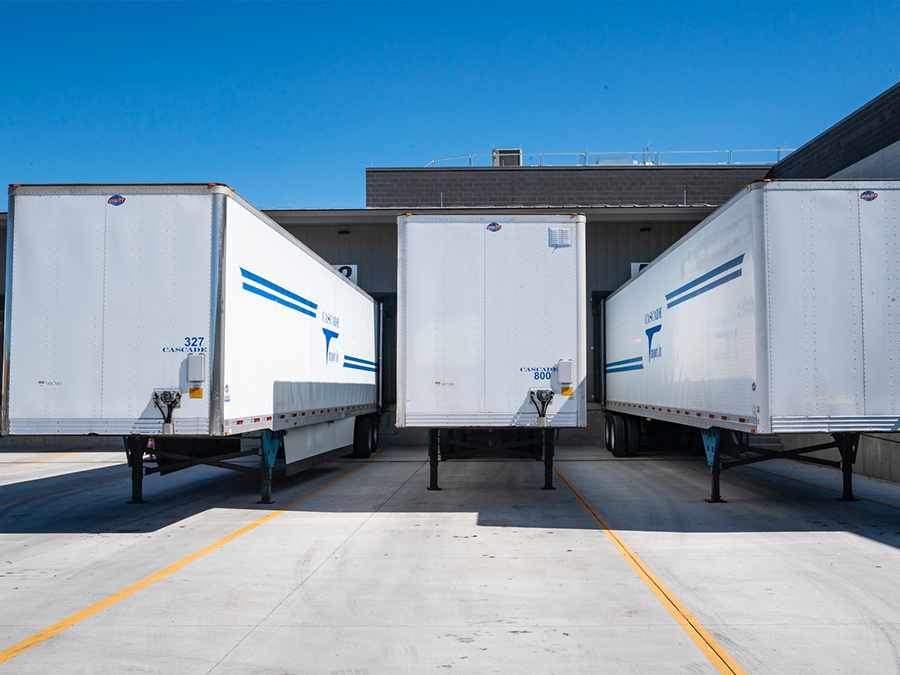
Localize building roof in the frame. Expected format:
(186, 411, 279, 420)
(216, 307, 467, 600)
(366, 165, 769, 209)
(767, 81, 900, 179)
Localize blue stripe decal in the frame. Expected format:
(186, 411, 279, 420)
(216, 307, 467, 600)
(606, 364, 644, 373)
(665, 254, 745, 302)
(666, 269, 742, 309)
(344, 355, 378, 367)
(343, 362, 378, 372)
(606, 357, 643, 369)
(242, 283, 316, 318)
(240, 268, 317, 310)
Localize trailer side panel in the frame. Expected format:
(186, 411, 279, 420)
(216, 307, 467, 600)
(605, 180, 900, 435)
(221, 197, 377, 435)
(604, 189, 761, 432)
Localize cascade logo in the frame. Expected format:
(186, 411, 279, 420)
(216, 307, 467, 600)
(323, 328, 340, 364)
(860, 191, 878, 201)
(645, 324, 662, 361)
(108, 195, 126, 206)
(486, 222, 501, 232)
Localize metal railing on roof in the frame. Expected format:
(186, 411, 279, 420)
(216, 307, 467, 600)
(424, 148, 795, 168)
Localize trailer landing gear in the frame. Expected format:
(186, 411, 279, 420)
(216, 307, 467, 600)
(427, 429, 441, 491)
(258, 430, 283, 504)
(835, 433, 860, 502)
(541, 428, 556, 491)
(124, 434, 279, 505)
(702, 428, 724, 503)
(701, 428, 860, 503)
(125, 436, 146, 504)
(426, 427, 555, 491)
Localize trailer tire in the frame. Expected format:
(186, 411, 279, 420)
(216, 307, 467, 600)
(369, 415, 380, 451)
(353, 416, 373, 459)
(603, 414, 614, 452)
(624, 415, 641, 457)
(609, 414, 628, 457)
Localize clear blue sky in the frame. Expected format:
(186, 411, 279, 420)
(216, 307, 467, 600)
(2, 1, 898, 209)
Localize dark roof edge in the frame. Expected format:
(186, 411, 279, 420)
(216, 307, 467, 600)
(265, 204, 717, 215)
(366, 165, 770, 173)
(0, 204, 720, 227)
(265, 204, 717, 226)
(766, 81, 900, 178)
(783, 81, 900, 160)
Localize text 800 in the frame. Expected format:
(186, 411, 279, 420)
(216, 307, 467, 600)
(533, 371, 553, 381)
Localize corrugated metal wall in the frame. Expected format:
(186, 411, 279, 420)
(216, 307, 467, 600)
(284, 223, 398, 294)
(584, 220, 694, 399)
(586, 220, 693, 292)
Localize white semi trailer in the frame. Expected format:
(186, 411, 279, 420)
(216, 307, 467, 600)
(603, 180, 900, 500)
(397, 214, 587, 489)
(4, 184, 381, 503)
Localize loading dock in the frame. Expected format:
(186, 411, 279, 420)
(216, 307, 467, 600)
(4, 442, 900, 673)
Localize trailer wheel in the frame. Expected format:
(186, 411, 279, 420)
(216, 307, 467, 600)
(370, 415, 380, 451)
(609, 414, 628, 457)
(353, 416, 373, 459)
(624, 416, 641, 457)
(603, 414, 614, 452)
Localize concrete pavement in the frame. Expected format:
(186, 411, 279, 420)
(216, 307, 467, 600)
(1, 445, 899, 674)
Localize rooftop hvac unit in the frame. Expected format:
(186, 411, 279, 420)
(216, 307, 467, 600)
(493, 148, 522, 166)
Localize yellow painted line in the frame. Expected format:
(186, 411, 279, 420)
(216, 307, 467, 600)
(554, 466, 748, 675)
(746, 466, 900, 512)
(0, 452, 79, 468)
(0, 449, 385, 666)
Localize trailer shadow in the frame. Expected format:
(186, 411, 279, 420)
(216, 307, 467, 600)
(286, 445, 900, 552)
(0, 457, 350, 535)
(554, 452, 900, 552)
(3, 445, 900, 554)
